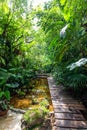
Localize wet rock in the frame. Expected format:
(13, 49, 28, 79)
(10, 107, 26, 114)
(0, 110, 23, 130)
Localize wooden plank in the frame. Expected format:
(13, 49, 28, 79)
(55, 113, 85, 121)
(58, 90, 72, 96)
(57, 98, 79, 102)
(50, 91, 59, 95)
(51, 94, 60, 98)
(50, 91, 59, 94)
(53, 100, 80, 104)
(55, 127, 87, 130)
(54, 107, 81, 114)
(56, 120, 87, 128)
(51, 96, 60, 100)
(50, 90, 58, 92)
(50, 88, 59, 90)
(53, 104, 86, 110)
(53, 105, 86, 110)
(53, 105, 81, 114)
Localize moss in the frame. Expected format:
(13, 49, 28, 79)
(23, 99, 49, 128)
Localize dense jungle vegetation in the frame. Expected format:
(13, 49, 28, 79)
(0, 0, 87, 106)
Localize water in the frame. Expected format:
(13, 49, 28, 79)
(0, 78, 54, 130)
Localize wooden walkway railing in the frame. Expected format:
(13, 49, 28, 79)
(48, 77, 87, 130)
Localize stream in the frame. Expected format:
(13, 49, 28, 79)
(0, 78, 54, 130)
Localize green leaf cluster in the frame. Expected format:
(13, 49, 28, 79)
(36, 0, 87, 95)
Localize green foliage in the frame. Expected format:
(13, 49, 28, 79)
(16, 90, 25, 97)
(39, 99, 49, 108)
(65, 59, 87, 91)
(24, 108, 43, 124)
(35, 0, 87, 96)
(0, 100, 8, 110)
(0, 67, 36, 96)
(0, 89, 10, 110)
(0, 0, 33, 69)
(0, 90, 10, 101)
(0, 0, 87, 101)
(0, 0, 37, 97)
(53, 63, 87, 95)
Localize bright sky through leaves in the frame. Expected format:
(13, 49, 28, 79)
(32, 0, 51, 8)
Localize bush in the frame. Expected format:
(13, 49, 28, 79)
(0, 67, 36, 95)
(52, 59, 87, 97)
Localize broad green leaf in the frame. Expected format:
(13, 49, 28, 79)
(0, 92, 4, 99)
(60, 0, 66, 6)
(4, 90, 10, 100)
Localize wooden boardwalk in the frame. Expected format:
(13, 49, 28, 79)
(48, 77, 87, 130)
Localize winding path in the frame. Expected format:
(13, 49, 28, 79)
(48, 76, 87, 130)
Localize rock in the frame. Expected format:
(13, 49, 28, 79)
(10, 107, 26, 114)
(0, 110, 23, 130)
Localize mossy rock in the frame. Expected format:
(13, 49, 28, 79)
(23, 108, 44, 128)
(39, 99, 49, 108)
(23, 104, 49, 128)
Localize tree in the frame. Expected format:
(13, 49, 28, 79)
(0, 0, 33, 68)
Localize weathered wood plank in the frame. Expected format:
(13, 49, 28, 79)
(57, 98, 79, 102)
(53, 100, 81, 104)
(55, 127, 87, 130)
(52, 104, 86, 110)
(56, 120, 87, 128)
(51, 96, 60, 100)
(53, 105, 86, 110)
(54, 105, 86, 114)
(52, 100, 87, 110)
(54, 107, 81, 114)
(55, 113, 85, 121)
(48, 76, 87, 130)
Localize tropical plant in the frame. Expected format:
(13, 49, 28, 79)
(0, 89, 10, 110)
(35, 0, 87, 97)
